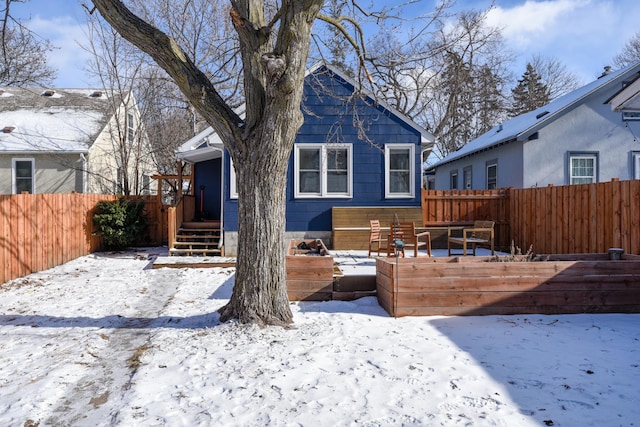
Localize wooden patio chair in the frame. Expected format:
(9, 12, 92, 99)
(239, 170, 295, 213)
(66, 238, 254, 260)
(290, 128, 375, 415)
(368, 220, 387, 257)
(387, 221, 431, 257)
(447, 220, 495, 256)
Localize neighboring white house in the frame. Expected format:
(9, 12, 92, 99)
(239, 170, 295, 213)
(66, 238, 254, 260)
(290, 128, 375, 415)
(0, 88, 156, 195)
(427, 62, 640, 189)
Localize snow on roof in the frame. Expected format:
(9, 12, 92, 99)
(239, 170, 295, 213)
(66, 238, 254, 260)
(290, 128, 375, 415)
(0, 88, 117, 153)
(429, 61, 640, 169)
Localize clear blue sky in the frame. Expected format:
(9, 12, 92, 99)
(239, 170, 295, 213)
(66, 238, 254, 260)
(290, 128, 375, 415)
(12, 0, 640, 88)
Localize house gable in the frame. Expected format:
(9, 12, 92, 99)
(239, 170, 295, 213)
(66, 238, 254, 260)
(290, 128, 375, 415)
(429, 61, 640, 190)
(178, 63, 433, 241)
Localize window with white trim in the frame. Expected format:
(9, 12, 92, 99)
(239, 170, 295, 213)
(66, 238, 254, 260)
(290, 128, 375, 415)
(385, 144, 414, 198)
(450, 171, 458, 190)
(633, 152, 640, 179)
(569, 153, 597, 184)
(486, 162, 497, 189)
(127, 112, 135, 143)
(12, 158, 34, 194)
(463, 166, 472, 189)
(230, 160, 238, 199)
(294, 144, 352, 198)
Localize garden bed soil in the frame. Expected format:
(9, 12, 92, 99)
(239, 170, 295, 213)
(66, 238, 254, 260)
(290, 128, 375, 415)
(376, 253, 640, 317)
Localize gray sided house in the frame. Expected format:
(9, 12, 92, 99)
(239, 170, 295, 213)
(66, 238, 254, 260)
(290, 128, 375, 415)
(176, 63, 434, 255)
(0, 88, 155, 195)
(427, 62, 640, 190)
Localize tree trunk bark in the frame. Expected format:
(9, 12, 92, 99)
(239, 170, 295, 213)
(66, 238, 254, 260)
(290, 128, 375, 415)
(218, 132, 293, 325)
(92, 0, 324, 326)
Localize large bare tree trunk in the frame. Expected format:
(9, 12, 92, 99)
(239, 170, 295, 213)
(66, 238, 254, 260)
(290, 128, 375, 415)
(92, 0, 323, 326)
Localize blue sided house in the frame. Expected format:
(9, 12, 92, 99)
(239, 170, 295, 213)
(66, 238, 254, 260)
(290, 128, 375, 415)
(176, 63, 434, 255)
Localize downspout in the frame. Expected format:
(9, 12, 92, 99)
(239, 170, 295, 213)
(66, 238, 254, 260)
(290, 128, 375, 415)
(218, 147, 225, 251)
(80, 153, 87, 193)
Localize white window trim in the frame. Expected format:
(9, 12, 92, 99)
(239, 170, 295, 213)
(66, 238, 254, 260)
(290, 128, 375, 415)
(569, 153, 597, 185)
(294, 143, 353, 198)
(127, 111, 135, 143)
(486, 163, 498, 189)
(450, 170, 458, 190)
(12, 157, 35, 194)
(385, 143, 415, 198)
(633, 152, 640, 180)
(230, 159, 238, 199)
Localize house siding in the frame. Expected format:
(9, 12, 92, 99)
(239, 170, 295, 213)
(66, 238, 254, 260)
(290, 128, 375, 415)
(432, 63, 640, 190)
(0, 154, 82, 194)
(523, 89, 640, 187)
(221, 67, 424, 248)
(434, 142, 523, 190)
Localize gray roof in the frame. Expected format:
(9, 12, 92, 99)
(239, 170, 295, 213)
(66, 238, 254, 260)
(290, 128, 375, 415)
(429, 61, 640, 169)
(0, 88, 118, 153)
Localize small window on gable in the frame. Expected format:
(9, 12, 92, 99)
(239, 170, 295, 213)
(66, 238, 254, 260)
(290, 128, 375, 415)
(569, 152, 598, 184)
(486, 161, 498, 189)
(632, 152, 640, 180)
(622, 111, 640, 121)
(385, 144, 414, 198)
(12, 158, 35, 194)
(127, 112, 135, 143)
(463, 166, 472, 189)
(450, 170, 458, 190)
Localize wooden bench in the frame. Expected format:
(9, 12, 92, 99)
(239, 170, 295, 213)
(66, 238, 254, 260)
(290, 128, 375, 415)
(448, 220, 495, 256)
(332, 207, 424, 250)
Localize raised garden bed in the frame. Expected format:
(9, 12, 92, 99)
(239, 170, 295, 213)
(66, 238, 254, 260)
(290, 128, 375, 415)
(286, 239, 334, 301)
(376, 253, 640, 317)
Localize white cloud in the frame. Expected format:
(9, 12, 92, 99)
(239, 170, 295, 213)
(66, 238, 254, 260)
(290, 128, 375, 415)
(486, 0, 591, 49)
(27, 15, 94, 88)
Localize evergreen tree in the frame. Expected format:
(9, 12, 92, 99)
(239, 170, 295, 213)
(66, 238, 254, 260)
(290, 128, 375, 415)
(508, 63, 550, 117)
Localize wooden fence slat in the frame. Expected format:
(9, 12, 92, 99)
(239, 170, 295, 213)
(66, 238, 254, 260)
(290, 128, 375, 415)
(422, 180, 639, 255)
(1, 193, 156, 284)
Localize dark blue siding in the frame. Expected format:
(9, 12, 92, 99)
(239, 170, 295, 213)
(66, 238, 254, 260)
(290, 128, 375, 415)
(221, 65, 423, 232)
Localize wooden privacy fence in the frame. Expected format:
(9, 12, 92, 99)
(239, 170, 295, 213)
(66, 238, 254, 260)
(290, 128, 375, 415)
(421, 189, 511, 250)
(422, 180, 640, 255)
(510, 180, 640, 255)
(1, 193, 163, 284)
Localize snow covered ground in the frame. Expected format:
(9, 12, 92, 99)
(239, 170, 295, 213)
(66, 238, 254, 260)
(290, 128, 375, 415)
(0, 247, 638, 427)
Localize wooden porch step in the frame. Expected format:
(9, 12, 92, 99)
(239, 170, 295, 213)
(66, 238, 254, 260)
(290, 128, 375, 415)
(178, 228, 221, 234)
(169, 248, 223, 256)
(173, 242, 221, 248)
(176, 234, 220, 240)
